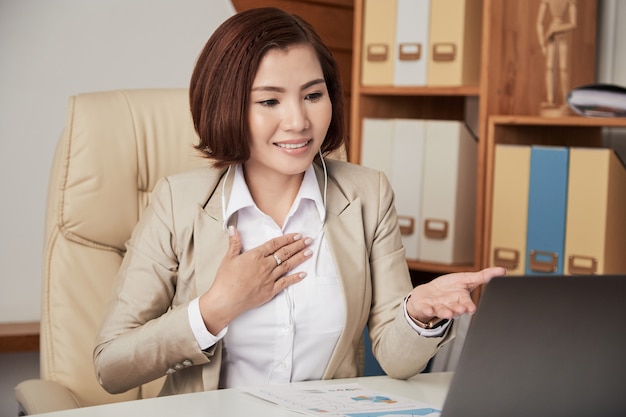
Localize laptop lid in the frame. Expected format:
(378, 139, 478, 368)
(440, 275, 626, 417)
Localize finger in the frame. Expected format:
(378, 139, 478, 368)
(261, 233, 303, 257)
(273, 272, 307, 294)
(459, 267, 506, 291)
(226, 225, 243, 257)
(477, 267, 507, 285)
(273, 236, 313, 265)
(272, 243, 313, 274)
(450, 294, 478, 316)
(433, 301, 473, 320)
(269, 252, 284, 270)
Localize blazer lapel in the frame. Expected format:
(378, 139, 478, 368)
(193, 168, 233, 296)
(314, 163, 370, 377)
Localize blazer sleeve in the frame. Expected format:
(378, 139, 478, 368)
(367, 172, 455, 379)
(93, 178, 211, 395)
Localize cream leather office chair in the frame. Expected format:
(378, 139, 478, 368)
(15, 88, 348, 415)
(15, 89, 208, 414)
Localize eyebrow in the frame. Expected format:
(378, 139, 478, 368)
(251, 78, 326, 93)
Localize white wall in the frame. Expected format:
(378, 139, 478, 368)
(0, 1, 234, 415)
(0, 0, 234, 322)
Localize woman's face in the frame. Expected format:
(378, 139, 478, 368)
(246, 43, 332, 179)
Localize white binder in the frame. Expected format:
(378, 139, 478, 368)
(360, 118, 394, 179)
(390, 119, 426, 259)
(361, 118, 426, 259)
(418, 121, 477, 264)
(393, 0, 431, 86)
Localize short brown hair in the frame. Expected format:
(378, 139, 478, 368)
(189, 7, 345, 168)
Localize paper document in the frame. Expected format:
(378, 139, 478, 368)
(567, 83, 626, 117)
(244, 382, 441, 417)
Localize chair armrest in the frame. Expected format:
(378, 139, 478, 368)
(15, 379, 80, 415)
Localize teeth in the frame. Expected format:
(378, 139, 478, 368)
(277, 140, 309, 149)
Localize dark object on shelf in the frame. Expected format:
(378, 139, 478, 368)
(567, 83, 626, 117)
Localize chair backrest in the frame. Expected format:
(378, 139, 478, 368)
(41, 89, 206, 407)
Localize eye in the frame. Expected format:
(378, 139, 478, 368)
(305, 92, 323, 102)
(258, 99, 279, 107)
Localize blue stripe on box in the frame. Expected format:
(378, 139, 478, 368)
(525, 146, 569, 275)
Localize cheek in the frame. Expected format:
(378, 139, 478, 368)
(248, 112, 272, 140)
(316, 101, 333, 132)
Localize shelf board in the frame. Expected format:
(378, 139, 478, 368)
(359, 85, 480, 97)
(0, 322, 40, 353)
(490, 115, 626, 127)
(407, 260, 475, 274)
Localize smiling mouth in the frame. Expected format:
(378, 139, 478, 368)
(275, 139, 312, 149)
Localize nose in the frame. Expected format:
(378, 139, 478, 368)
(282, 100, 309, 132)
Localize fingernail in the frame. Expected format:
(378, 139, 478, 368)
(304, 238, 313, 245)
(304, 249, 313, 257)
(298, 272, 307, 279)
(293, 233, 302, 241)
(228, 225, 235, 236)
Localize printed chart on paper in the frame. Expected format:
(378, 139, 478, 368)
(244, 383, 441, 417)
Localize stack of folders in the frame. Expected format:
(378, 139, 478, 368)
(361, 118, 477, 265)
(490, 145, 626, 276)
(361, 0, 483, 87)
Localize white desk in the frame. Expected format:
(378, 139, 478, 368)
(37, 372, 453, 416)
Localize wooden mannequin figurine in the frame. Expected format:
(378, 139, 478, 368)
(536, 0, 577, 116)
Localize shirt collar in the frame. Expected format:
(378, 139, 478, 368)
(223, 164, 326, 229)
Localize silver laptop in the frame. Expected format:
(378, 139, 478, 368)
(440, 275, 626, 417)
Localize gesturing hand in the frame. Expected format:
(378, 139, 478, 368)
(406, 267, 506, 325)
(199, 226, 313, 334)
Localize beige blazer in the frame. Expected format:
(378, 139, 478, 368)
(94, 159, 454, 396)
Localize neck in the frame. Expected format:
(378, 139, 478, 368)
(242, 166, 305, 228)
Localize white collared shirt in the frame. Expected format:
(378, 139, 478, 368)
(189, 165, 345, 388)
(186, 164, 449, 388)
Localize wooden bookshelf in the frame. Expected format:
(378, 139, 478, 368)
(351, 0, 600, 278)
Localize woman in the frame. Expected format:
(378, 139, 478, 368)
(94, 7, 505, 396)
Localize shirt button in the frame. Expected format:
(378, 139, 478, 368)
(182, 359, 192, 367)
(174, 363, 184, 370)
